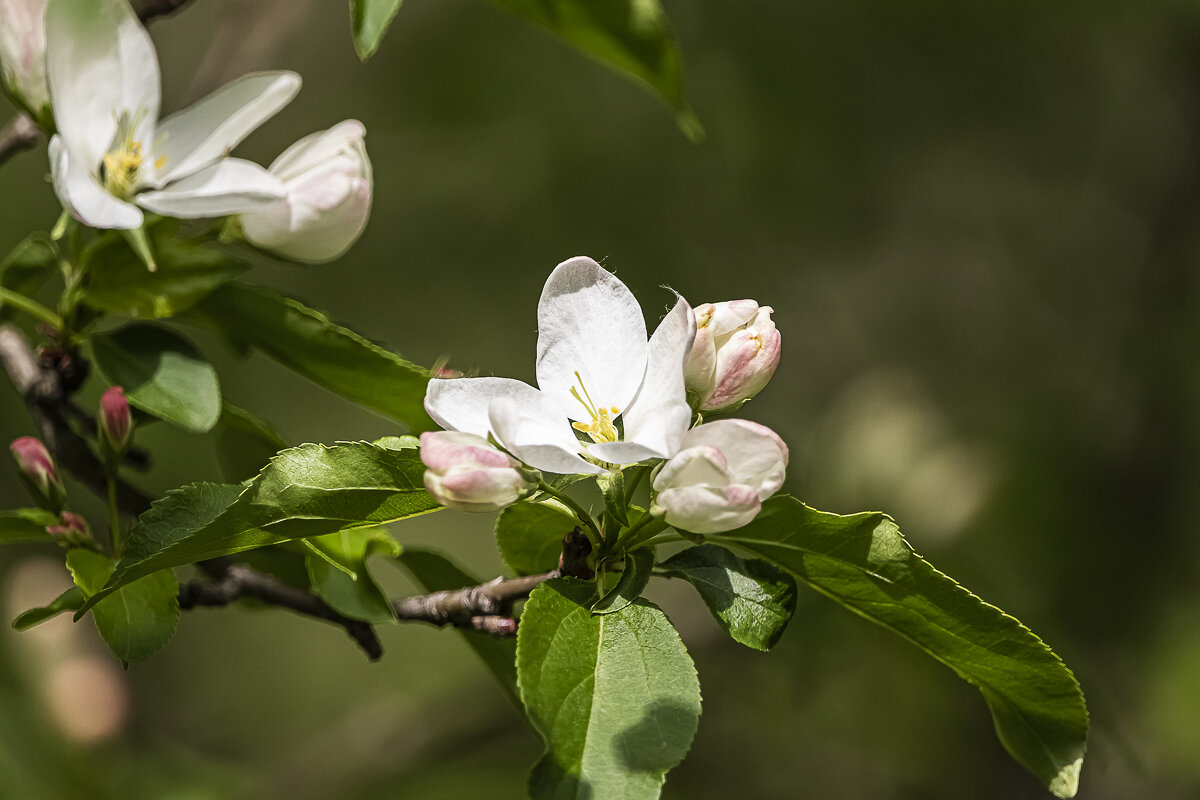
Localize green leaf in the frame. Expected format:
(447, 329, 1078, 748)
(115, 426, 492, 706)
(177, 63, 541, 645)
(82, 225, 248, 319)
(351, 0, 404, 60)
(658, 543, 797, 651)
(78, 442, 440, 612)
(0, 234, 56, 323)
(488, 0, 702, 140)
(305, 527, 403, 623)
(89, 323, 221, 433)
(189, 283, 434, 432)
(592, 547, 653, 615)
(12, 586, 84, 630)
(517, 579, 701, 799)
(397, 548, 518, 703)
(0, 508, 58, 544)
(215, 403, 287, 482)
(495, 500, 577, 576)
(66, 548, 179, 665)
(711, 496, 1088, 798)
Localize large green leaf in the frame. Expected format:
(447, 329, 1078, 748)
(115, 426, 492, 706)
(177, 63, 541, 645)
(12, 586, 84, 631)
(67, 548, 179, 665)
(495, 499, 577, 576)
(711, 496, 1088, 798)
(658, 543, 797, 652)
(89, 323, 221, 433)
(488, 0, 701, 139)
(82, 226, 248, 319)
(305, 527, 403, 623)
(517, 579, 701, 799)
(189, 283, 434, 432)
(397, 548, 519, 703)
(350, 0, 404, 60)
(0, 508, 58, 544)
(78, 441, 440, 612)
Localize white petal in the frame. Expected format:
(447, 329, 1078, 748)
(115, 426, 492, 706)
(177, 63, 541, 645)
(586, 440, 662, 465)
(269, 119, 367, 180)
(45, 0, 159, 169)
(681, 419, 788, 498)
(535, 256, 647, 421)
(488, 397, 602, 475)
(706, 299, 760, 336)
(657, 484, 761, 534)
(620, 295, 695, 458)
(135, 158, 285, 218)
(49, 135, 142, 230)
(652, 445, 732, 491)
(151, 71, 301, 185)
(424, 376, 547, 438)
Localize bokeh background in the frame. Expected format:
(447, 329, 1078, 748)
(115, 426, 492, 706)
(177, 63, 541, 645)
(2, 0, 1199, 797)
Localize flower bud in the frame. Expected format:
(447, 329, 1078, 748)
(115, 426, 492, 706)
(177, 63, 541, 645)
(98, 386, 132, 456)
(240, 120, 372, 263)
(46, 511, 92, 547)
(0, 0, 51, 127)
(651, 419, 787, 534)
(685, 301, 781, 412)
(10, 436, 64, 511)
(420, 431, 535, 512)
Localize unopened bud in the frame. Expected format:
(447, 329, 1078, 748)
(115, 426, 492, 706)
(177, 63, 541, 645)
(98, 386, 132, 455)
(46, 511, 92, 547)
(0, 0, 52, 128)
(420, 431, 535, 512)
(685, 301, 781, 412)
(10, 436, 64, 511)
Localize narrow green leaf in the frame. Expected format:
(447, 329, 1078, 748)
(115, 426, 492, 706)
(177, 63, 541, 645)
(189, 283, 434, 432)
(0, 234, 56, 323)
(12, 586, 84, 630)
(397, 548, 518, 703)
(67, 548, 179, 665)
(82, 224, 248, 318)
(305, 527, 402, 623)
(495, 500, 576, 576)
(215, 403, 287, 482)
(488, 0, 702, 139)
(711, 496, 1088, 798)
(658, 543, 797, 651)
(351, 0, 404, 60)
(517, 579, 701, 799)
(592, 547, 653, 615)
(78, 442, 440, 612)
(89, 323, 221, 433)
(0, 508, 58, 544)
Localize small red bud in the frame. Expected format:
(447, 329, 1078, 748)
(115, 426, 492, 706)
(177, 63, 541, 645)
(98, 386, 132, 455)
(10, 436, 64, 508)
(46, 512, 93, 547)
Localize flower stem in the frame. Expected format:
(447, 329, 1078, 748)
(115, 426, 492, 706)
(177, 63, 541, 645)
(0, 287, 63, 328)
(537, 481, 603, 549)
(617, 512, 670, 551)
(107, 473, 122, 555)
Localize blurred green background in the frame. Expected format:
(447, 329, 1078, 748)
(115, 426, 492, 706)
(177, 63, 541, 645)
(2, 0, 1199, 797)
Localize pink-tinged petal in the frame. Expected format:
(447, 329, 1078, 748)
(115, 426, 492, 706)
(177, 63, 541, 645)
(704, 307, 781, 410)
(656, 483, 761, 534)
(49, 135, 142, 229)
(620, 294, 695, 458)
(535, 256, 647, 420)
(700, 299, 760, 337)
(488, 397, 602, 475)
(98, 386, 132, 452)
(680, 419, 788, 498)
(420, 431, 514, 471)
(425, 376, 546, 438)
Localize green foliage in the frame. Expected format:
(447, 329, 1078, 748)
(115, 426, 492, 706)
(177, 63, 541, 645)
(658, 543, 797, 652)
(305, 527, 403, 623)
(214, 403, 287, 482)
(495, 500, 577, 575)
(11, 586, 83, 630)
(89, 323, 222, 433)
(0, 234, 56, 323)
(517, 579, 701, 799)
(398, 548, 519, 702)
(66, 548, 179, 665)
(78, 442, 439, 611)
(711, 495, 1089, 798)
(81, 226, 248, 319)
(350, 0, 404, 60)
(190, 283, 434, 432)
(0, 508, 58, 544)
(591, 547, 653, 615)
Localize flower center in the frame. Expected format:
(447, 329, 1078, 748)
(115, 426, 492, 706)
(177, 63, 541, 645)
(569, 371, 621, 444)
(98, 110, 166, 199)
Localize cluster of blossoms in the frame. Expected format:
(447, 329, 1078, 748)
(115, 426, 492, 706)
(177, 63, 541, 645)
(0, 0, 372, 263)
(419, 257, 786, 535)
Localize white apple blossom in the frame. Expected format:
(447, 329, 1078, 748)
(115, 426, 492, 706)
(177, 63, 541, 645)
(240, 119, 373, 263)
(424, 257, 696, 476)
(0, 0, 51, 125)
(684, 300, 781, 412)
(44, 0, 301, 231)
(420, 431, 534, 512)
(650, 418, 788, 533)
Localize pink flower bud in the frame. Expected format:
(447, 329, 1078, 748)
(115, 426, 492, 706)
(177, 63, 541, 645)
(420, 431, 535, 512)
(10, 436, 64, 508)
(651, 419, 788, 534)
(46, 511, 92, 547)
(0, 0, 52, 127)
(98, 386, 132, 454)
(685, 301, 781, 412)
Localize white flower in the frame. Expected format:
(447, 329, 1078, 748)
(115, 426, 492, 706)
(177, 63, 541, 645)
(420, 431, 534, 512)
(240, 119, 373, 263)
(650, 419, 788, 533)
(685, 300, 781, 411)
(0, 0, 51, 125)
(424, 257, 696, 475)
(44, 0, 301, 230)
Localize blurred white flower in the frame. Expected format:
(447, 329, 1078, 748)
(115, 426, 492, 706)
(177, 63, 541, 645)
(0, 0, 51, 125)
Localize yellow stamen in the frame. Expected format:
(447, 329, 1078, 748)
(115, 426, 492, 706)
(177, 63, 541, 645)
(99, 109, 158, 199)
(569, 371, 620, 444)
